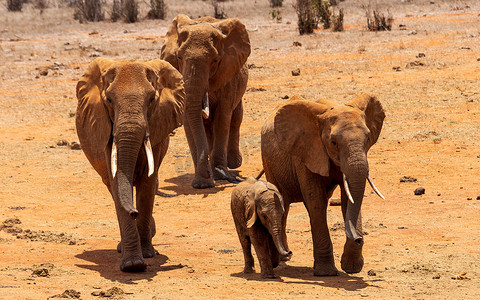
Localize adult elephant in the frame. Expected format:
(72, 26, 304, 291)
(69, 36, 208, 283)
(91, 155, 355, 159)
(76, 58, 185, 272)
(261, 93, 385, 276)
(161, 14, 251, 189)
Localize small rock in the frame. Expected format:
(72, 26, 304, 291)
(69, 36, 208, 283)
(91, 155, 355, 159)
(392, 66, 401, 72)
(49, 289, 81, 299)
(476, 196, 480, 200)
(451, 272, 470, 280)
(433, 274, 440, 279)
(329, 198, 341, 206)
(281, 95, 289, 99)
(416, 53, 425, 58)
(414, 187, 425, 195)
(291, 68, 300, 76)
(38, 68, 48, 76)
(32, 268, 49, 277)
(367, 269, 376, 276)
(400, 176, 417, 183)
(89, 30, 99, 35)
(69, 142, 82, 150)
(467, 197, 472, 200)
(292, 41, 302, 47)
(56, 139, 69, 146)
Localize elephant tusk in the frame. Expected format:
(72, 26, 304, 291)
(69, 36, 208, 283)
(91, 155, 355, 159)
(111, 141, 117, 178)
(367, 175, 385, 200)
(144, 138, 154, 177)
(202, 92, 210, 119)
(343, 173, 355, 204)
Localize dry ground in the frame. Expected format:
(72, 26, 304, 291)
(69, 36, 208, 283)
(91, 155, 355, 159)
(0, 0, 479, 299)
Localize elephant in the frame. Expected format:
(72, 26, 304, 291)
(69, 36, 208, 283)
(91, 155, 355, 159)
(231, 177, 292, 278)
(75, 57, 185, 272)
(260, 93, 385, 276)
(161, 14, 251, 189)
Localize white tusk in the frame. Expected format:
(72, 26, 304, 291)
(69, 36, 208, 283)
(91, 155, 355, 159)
(343, 173, 355, 204)
(202, 92, 210, 119)
(144, 138, 154, 177)
(111, 141, 117, 178)
(368, 175, 385, 200)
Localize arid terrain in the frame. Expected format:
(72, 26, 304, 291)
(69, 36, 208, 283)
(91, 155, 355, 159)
(0, 0, 479, 299)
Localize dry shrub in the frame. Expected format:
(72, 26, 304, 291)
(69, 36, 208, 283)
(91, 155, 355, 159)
(74, 0, 104, 23)
(364, 4, 393, 31)
(33, 0, 48, 9)
(314, 0, 331, 29)
(123, 0, 138, 23)
(7, 0, 24, 11)
(211, 0, 226, 19)
(269, 0, 283, 7)
(294, 0, 318, 35)
(111, 0, 121, 22)
(332, 8, 344, 31)
(147, 0, 166, 20)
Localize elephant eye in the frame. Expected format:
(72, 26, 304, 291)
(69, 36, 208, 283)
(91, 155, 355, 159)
(106, 97, 113, 103)
(149, 95, 156, 103)
(331, 140, 337, 146)
(177, 55, 182, 60)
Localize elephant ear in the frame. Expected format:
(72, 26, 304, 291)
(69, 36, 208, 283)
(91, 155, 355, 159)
(210, 18, 251, 91)
(348, 93, 385, 150)
(75, 58, 115, 173)
(160, 14, 192, 70)
(245, 190, 257, 229)
(143, 59, 185, 146)
(274, 99, 332, 177)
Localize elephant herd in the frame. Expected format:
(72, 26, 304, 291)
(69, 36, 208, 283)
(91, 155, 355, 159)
(75, 14, 386, 277)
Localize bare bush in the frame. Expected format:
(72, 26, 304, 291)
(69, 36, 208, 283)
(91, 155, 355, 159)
(332, 8, 344, 31)
(364, 4, 393, 31)
(74, 0, 104, 23)
(269, 0, 283, 7)
(7, 0, 24, 11)
(33, 0, 48, 9)
(211, 0, 226, 19)
(314, 0, 331, 29)
(123, 0, 138, 23)
(111, 0, 121, 22)
(294, 0, 318, 35)
(147, 0, 166, 20)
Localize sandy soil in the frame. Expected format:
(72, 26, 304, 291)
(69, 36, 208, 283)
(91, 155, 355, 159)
(0, 0, 479, 299)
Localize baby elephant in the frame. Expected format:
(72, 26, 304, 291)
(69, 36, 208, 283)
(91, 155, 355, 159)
(231, 177, 292, 278)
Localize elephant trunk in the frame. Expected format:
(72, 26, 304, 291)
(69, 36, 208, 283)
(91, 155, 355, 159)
(271, 226, 292, 259)
(182, 62, 210, 179)
(113, 120, 146, 219)
(342, 152, 368, 244)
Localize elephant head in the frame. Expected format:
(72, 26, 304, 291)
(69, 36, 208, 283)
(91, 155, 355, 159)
(244, 179, 292, 260)
(274, 93, 385, 244)
(76, 58, 185, 218)
(160, 14, 250, 187)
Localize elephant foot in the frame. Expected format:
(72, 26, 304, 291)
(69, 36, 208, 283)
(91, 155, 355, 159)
(192, 176, 215, 189)
(260, 269, 276, 279)
(243, 266, 254, 274)
(227, 151, 242, 169)
(341, 238, 364, 274)
(120, 255, 147, 272)
(313, 261, 339, 276)
(141, 242, 157, 258)
(213, 166, 242, 184)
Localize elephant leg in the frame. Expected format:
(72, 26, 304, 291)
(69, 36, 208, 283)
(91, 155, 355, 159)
(211, 105, 238, 183)
(113, 201, 146, 272)
(135, 175, 158, 259)
(227, 100, 243, 169)
(340, 189, 364, 273)
(184, 116, 215, 189)
(235, 226, 254, 273)
(250, 226, 275, 278)
(268, 234, 280, 268)
(297, 167, 338, 276)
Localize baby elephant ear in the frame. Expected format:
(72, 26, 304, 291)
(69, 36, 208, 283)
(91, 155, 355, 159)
(348, 93, 385, 149)
(245, 190, 257, 229)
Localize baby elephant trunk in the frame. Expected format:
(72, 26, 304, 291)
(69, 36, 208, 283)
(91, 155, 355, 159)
(272, 230, 292, 260)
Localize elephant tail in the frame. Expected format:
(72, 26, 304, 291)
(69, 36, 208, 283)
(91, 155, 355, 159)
(255, 169, 265, 180)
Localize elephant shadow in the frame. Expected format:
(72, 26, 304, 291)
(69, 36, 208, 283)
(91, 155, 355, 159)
(158, 172, 243, 196)
(75, 248, 183, 283)
(231, 264, 378, 291)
